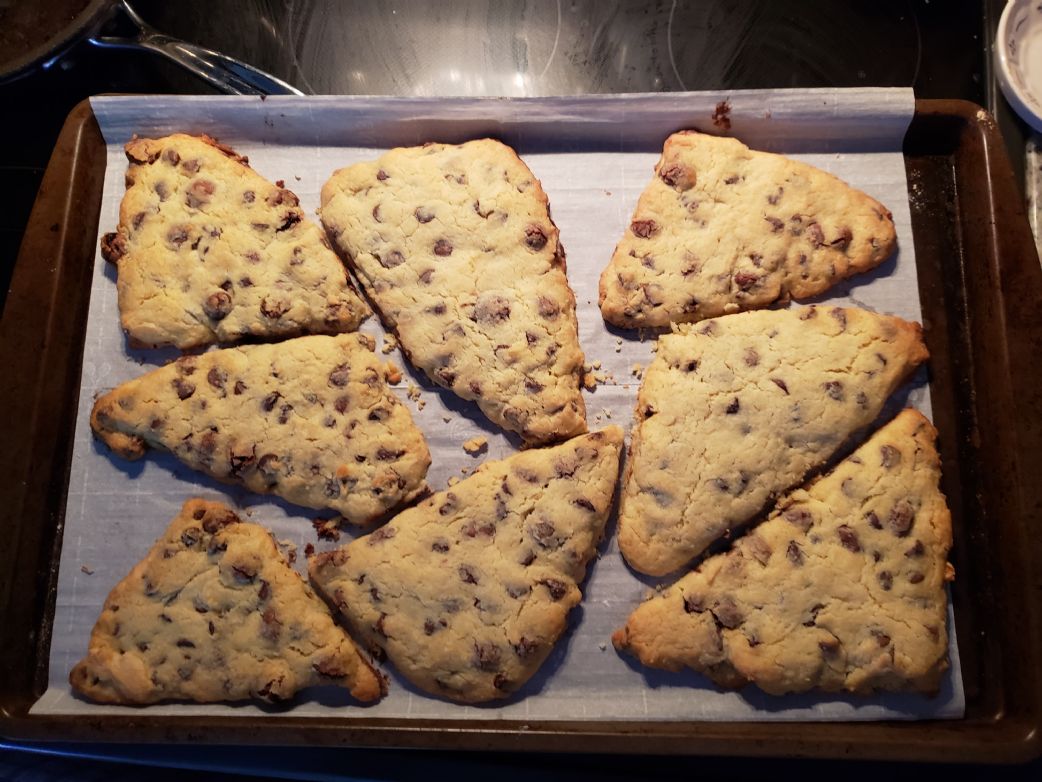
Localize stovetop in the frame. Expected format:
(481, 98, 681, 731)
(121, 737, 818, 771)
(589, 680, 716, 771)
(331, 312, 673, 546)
(4, 1, 1039, 779)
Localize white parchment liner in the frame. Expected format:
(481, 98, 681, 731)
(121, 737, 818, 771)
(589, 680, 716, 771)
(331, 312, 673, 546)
(32, 90, 964, 721)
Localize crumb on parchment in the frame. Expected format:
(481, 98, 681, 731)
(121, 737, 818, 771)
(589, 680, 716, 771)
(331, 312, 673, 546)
(462, 436, 488, 455)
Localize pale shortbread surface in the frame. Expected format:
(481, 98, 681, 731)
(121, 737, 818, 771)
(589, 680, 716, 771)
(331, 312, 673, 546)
(320, 140, 586, 445)
(102, 134, 368, 349)
(599, 131, 896, 328)
(70, 499, 385, 704)
(614, 409, 953, 696)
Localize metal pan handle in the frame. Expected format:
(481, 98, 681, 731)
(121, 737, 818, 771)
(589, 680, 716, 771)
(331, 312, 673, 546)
(89, 0, 304, 96)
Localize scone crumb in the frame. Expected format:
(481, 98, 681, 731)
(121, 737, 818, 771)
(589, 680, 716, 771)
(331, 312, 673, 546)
(80, 565, 94, 575)
(312, 518, 341, 542)
(407, 384, 422, 402)
(592, 360, 602, 370)
(582, 373, 597, 391)
(381, 333, 399, 354)
(442, 415, 452, 423)
(598, 642, 607, 652)
(462, 436, 488, 455)
(601, 408, 613, 420)
(447, 476, 460, 486)
(383, 362, 403, 384)
(277, 538, 298, 565)
(304, 542, 315, 558)
(631, 363, 644, 379)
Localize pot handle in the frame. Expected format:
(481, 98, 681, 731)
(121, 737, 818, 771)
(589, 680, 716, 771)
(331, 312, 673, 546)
(89, 0, 304, 96)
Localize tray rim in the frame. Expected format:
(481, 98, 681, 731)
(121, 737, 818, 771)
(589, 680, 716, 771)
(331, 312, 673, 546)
(0, 96, 1039, 763)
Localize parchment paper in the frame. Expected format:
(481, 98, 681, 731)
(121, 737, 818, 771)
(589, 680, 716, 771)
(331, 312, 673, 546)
(32, 89, 964, 721)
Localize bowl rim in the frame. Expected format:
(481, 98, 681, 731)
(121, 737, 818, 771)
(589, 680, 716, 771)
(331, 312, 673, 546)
(996, 0, 1042, 132)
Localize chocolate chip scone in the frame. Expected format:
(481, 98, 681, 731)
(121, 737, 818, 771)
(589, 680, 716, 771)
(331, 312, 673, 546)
(90, 334, 430, 525)
(70, 499, 385, 704)
(613, 409, 954, 696)
(319, 139, 586, 445)
(618, 306, 928, 576)
(101, 133, 369, 349)
(599, 131, 896, 328)
(309, 427, 624, 703)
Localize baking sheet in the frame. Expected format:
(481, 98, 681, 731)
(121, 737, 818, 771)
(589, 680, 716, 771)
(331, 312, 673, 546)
(32, 89, 964, 721)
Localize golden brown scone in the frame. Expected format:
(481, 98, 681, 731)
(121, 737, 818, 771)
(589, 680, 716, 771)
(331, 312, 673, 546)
(101, 133, 368, 349)
(310, 428, 623, 703)
(90, 334, 430, 526)
(70, 499, 385, 704)
(319, 139, 586, 445)
(618, 306, 928, 576)
(613, 409, 953, 696)
(599, 130, 896, 328)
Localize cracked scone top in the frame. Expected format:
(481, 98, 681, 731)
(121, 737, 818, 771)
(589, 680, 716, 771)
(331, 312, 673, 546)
(618, 306, 928, 576)
(101, 133, 369, 349)
(90, 333, 431, 525)
(613, 409, 954, 696)
(309, 427, 624, 703)
(70, 499, 385, 704)
(599, 131, 897, 328)
(319, 139, 586, 445)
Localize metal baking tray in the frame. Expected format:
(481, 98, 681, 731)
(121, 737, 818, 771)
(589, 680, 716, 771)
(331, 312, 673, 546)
(0, 98, 1039, 762)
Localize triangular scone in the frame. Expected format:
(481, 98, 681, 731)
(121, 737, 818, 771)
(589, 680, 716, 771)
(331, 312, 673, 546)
(90, 334, 430, 525)
(70, 499, 385, 704)
(100, 133, 369, 349)
(618, 306, 928, 576)
(613, 409, 954, 696)
(319, 140, 586, 445)
(309, 427, 623, 703)
(599, 131, 896, 328)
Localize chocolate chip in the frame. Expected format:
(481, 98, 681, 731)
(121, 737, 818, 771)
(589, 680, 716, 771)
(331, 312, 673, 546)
(725, 398, 740, 415)
(172, 379, 195, 400)
(368, 526, 397, 544)
(878, 570, 893, 591)
(376, 169, 389, 181)
(513, 637, 538, 659)
(458, 565, 478, 584)
(734, 271, 759, 291)
(683, 594, 705, 613)
(524, 225, 548, 250)
(181, 526, 202, 547)
(185, 179, 215, 209)
(724, 175, 740, 185)
(415, 206, 435, 223)
(260, 296, 290, 319)
(432, 539, 450, 553)
(786, 540, 804, 566)
(379, 249, 405, 269)
(830, 226, 853, 250)
(418, 268, 434, 285)
(537, 296, 560, 319)
(242, 190, 255, 203)
(277, 403, 293, 424)
(630, 219, 658, 238)
(807, 222, 825, 247)
(765, 216, 784, 232)
(202, 290, 233, 321)
(529, 519, 560, 549)
(880, 445, 901, 469)
(888, 500, 915, 536)
(767, 186, 784, 205)
(711, 596, 743, 629)
(328, 364, 351, 387)
(823, 380, 845, 401)
(659, 163, 693, 189)
(572, 497, 595, 512)
(909, 571, 925, 584)
(166, 225, 190, 248)
(906, 540, 925, 557)
(433, 238, 453, 256)
(540, 578, 568, 600)
(473, 295, 511, 324)
(163, 148, 180, 165)
(872, 629, 891, 647)
(837, 525, 861, 552)
(233, 380, 247, 396)
(261, 391, 281, 412)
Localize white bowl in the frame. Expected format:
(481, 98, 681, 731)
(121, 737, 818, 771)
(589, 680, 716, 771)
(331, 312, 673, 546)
(996, 0, 1042, 132)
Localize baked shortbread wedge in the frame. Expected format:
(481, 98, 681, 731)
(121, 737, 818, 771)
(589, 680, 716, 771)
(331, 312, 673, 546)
(309, 427, 624, 703)
(599, 131, 896, 328)
(618, 306, 928, 576)
(613, 409, 954, 696)
(90, 334, 430, 525)
(319, 139, 586, 445)
(101, 133, 368, 349)
(70, 499, 385, 704)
